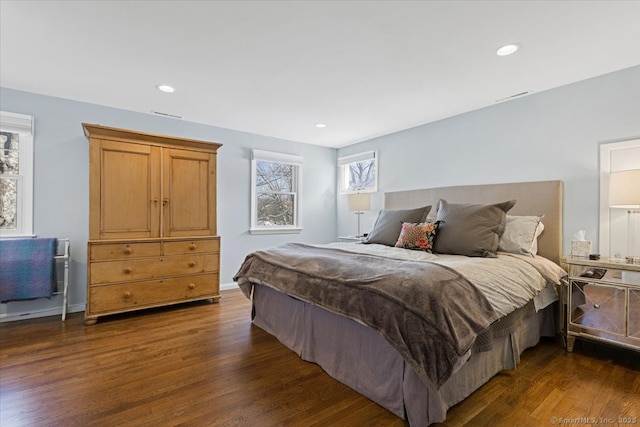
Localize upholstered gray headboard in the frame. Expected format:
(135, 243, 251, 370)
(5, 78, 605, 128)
(384, 180, 563, 265)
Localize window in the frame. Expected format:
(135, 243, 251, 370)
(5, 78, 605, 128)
(338, 150, 377, 194)
(250, 149, 303, 234)
(0, 111, 34, 237)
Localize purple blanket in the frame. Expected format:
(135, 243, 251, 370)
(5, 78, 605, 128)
(0, 238, 57, 302)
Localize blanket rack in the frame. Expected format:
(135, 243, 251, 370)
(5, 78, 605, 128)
(0, 237, 70, 321)
(54, 238, 71, 321)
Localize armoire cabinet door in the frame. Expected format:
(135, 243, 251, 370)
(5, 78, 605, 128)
(163, 148, 217, 237)
(90, 139, 161, 240)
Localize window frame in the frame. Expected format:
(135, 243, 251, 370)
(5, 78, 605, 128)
(338, 150, 378, 195)
(599, 138, 640, 257)
(0, 111, 34, 238)
(250, 149, 303, 235)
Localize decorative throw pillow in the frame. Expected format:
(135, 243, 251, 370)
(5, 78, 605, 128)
(363, 205, 431, 246)
(395, 221, 441, 252)
(498, 215, 545, 256)
(433, 199, 516, 257)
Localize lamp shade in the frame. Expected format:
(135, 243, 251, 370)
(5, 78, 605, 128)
(348, 193, 370, 212)
(610, 169, 640, 208)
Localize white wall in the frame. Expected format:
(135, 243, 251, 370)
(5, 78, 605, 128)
(336, 66, 640, 255)
(2, 65, 639, 320)
(0, 88, 337, 320)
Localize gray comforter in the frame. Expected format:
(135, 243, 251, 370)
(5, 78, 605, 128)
(234, 243, 501, 389)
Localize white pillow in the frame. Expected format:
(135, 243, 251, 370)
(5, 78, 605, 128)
(498, 215, 544, 257)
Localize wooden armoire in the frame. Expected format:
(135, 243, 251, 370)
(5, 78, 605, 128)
(83, 124, 222, 325)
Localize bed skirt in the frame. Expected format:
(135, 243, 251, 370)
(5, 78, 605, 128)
(251, 284, 556, 426)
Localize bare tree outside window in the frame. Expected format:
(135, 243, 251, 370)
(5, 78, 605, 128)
(0, 131, 20, 230)
(250, 149, 302, 234)
(256, 161, 296, 226)
(339, 151, 377, 194)
(347, 160, 376, 191)
(0, 111, 34, 237)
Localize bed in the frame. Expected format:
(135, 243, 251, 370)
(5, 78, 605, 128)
(234, 180, 566, 426)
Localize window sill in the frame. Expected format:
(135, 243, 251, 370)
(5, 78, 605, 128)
(340, 188, 377, 196)
(250, 227, 303, 235)
(0, 233, 36, 239)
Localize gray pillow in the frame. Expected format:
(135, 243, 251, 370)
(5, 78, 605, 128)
(433, 199, 516, 257)
(498, 215, 545, 256)
(363, 206, 431, 246)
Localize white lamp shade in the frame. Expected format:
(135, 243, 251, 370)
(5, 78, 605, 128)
(610, 169, 640, 208)
(348, 193, 370, 212)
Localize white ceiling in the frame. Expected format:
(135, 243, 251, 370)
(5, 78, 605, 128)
(2, 1, 640, 148)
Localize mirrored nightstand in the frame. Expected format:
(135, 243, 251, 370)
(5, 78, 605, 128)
(337, 236, 364, 243)
(562, 256, 640, 353)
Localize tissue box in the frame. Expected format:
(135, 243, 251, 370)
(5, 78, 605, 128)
(571, 240, 592, 257)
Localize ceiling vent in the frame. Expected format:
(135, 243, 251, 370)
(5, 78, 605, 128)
(494, 91, 530, 103)
(151, 110, 183, 120)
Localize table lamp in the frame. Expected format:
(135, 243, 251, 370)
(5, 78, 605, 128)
(610, 169, 640, 264)
(347, 193, 370, 237)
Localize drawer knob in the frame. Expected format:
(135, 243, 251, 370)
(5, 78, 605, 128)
(593, 303, 600, 309)
(188, 283, 196, 290)
(189, 244, 197, 251)
(123, 247, 132, 255)
(123, 291, 132, 299)
(189, 261, 196, 267)
(124, 267, 132, 274)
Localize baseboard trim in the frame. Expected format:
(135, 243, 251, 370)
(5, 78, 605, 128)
(221, 282, 239, 291)
(0, 303, 86, 323)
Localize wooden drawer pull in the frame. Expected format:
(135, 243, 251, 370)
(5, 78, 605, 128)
(188, 283, 196, 290)
(188, 261, 196, 267)
(189, 244, 197, 251)
(123, 247, 132, 255)
(123, 291, 132, 299)
(124, 267, 132, 274)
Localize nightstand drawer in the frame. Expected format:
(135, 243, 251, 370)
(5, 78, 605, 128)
(629, 289, 640, 340)
(568, 281, 625, 336)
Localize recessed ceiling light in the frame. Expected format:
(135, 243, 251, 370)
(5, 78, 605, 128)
(496, 44, 519, 56)
(315, 123, 327, 128)
(156, 84, 175, 93)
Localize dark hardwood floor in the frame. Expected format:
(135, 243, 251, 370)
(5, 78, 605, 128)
(1, 288, 639, 426)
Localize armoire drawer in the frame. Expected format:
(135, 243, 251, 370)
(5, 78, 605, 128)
(89, 273, 219, 313)
(90, 242, 162, 261)
(90, 253, 220, 284)
(164, 238, 220, 255)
